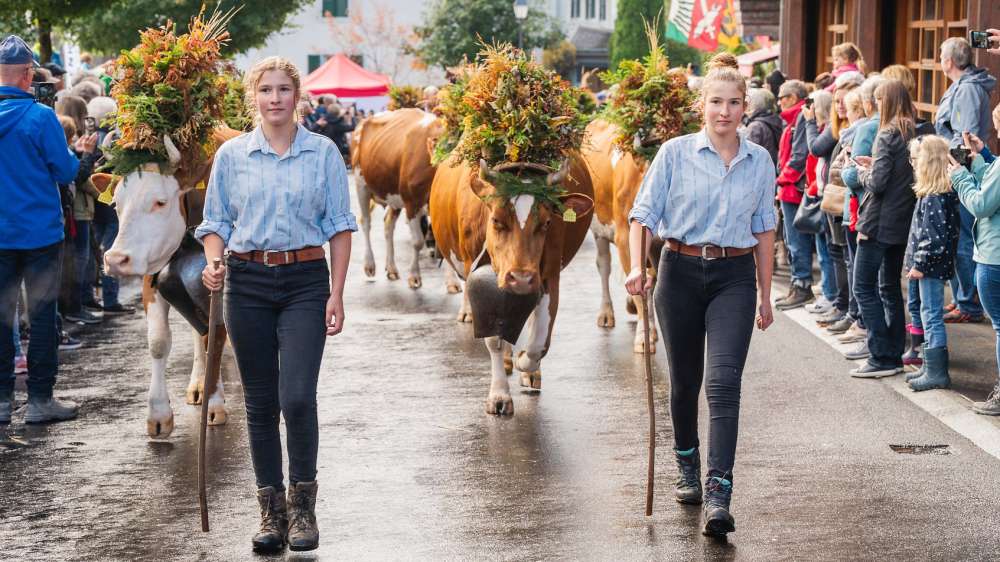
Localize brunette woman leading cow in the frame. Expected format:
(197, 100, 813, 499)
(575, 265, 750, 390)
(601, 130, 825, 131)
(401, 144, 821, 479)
(197, 56, 357, 552)
(625, 53, 776, 536)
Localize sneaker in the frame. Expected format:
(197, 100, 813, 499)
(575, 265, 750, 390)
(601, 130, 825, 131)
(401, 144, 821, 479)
(838, 324, 867, 344)
(826, 316, 854, 334)
(944, 303, 957, 313)
(844, 342, 871, 360)
(805, 296, 834, 314)
(816, 308, 847, 327)
(973, 385, 1000, 416)
(702, 477, 735, 536)
(943, 308, 985, 323)
(775, 285, 815, 311)
(14, 352, 27, 374)
(65, 309, 101, 325)
(850, 362, 898, 378)
(24, 395, 79, 423)
(0, 392, 12, 423)
(59, 332, 83, 350)
(82, 300, 103, 311)
(674, 449, 703, 504)
(102, 303, 136, 316)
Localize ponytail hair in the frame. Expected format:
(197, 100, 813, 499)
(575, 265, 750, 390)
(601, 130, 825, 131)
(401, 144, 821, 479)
(832, 42, 868, 76)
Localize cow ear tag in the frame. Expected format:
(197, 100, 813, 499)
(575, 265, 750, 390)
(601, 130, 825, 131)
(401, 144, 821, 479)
(562, 208, 576, 222)
(196, 181, 206, 190)
(97, 189, 114, 205)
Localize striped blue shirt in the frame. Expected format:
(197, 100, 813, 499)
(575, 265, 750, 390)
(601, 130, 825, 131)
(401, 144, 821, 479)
(195, 123, 358, 253)
(628, 128, 778, 249)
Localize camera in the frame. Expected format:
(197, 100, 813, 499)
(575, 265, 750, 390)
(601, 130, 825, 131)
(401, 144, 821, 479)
(970, 30, 991, 49)
(951, 147, 973, 170)
(29, 81, 56, 108)
(804, 97, 814, 108)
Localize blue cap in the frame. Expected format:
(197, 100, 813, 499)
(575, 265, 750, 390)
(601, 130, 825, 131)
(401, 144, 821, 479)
(0, 36, 40, 66)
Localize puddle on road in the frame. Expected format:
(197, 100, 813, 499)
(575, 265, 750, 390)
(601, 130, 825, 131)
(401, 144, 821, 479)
(889, 444, 952, 455)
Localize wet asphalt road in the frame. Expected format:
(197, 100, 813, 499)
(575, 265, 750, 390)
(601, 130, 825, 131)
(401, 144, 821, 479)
(3, 177, 1000, 561)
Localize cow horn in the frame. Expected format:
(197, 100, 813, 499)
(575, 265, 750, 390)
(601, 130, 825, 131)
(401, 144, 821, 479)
(163, 134, 181, 166)
(546, 159, 570, 186)
(479, 159, 497, 180)
(633, 132, 643, 150)
(101, 130, 119, 162)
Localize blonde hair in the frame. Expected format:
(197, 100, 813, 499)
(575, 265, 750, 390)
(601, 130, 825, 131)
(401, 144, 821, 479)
(832, 42, 869, 76)
(844, 90, 864, 117)
(57, 115, 76, 145)
(880, 65, 915, 98)
(698, 52, 750, 112)
(908, 136, 953, 197)
(993, 101, 1000, 127)
(243, 56, 303, 126)
(831, 81, 859, 140)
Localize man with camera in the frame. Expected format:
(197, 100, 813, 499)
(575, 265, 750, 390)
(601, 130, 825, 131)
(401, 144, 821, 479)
(0, 35, 82, 424)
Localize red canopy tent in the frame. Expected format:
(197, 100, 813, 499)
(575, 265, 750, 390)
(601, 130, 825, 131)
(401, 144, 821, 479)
(302, 53, 391, 97)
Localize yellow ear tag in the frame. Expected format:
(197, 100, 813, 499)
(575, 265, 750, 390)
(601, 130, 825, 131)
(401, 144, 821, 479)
(97, 189, 113, 205)
(195, 181, 206, 190)
(562, 208, 577, 222)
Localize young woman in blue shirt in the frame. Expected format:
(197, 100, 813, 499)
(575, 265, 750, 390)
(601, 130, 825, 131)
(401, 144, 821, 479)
(625, 52, 777, 537)
(197, 56, 357, 552)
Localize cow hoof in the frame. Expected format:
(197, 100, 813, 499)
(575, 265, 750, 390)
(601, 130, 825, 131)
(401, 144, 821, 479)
(634, 339, 657, 354)
(597, 310, 615, 328)
(446, 283, 462, 294)
(364, 263, 376, 277)
(207, 407, 227, 426)
(519, 371, 541, 389)
(408, 276, 422, 289)
(486, 394, 513, 415)
(186, 388, 202, 405)
(651, 327, 659, 342)
(456, 310, 474, 323)
(147, 415, 174, 439)
(387, 269, 400, 281)
(626, 295, 638, 315)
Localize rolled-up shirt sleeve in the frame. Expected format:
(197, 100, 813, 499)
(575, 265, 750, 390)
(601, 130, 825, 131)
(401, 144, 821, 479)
(628, 144, 672, 231)
(319, 145, 358, 238)
(194, 147, 235, 244)
(751, 154, 778, 233)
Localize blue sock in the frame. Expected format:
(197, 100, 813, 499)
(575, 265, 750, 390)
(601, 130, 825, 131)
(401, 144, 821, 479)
(676, 447, 695, 456)
(710, 477, 732, 486)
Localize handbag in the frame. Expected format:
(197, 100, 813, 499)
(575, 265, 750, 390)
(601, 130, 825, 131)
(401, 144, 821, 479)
(793, 192, 825, 234)
(821, 183, 846, 216)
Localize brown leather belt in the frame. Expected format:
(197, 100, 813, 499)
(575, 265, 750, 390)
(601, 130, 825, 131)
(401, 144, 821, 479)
(230, 247, 326, 267)
(666, 238, 753, 261)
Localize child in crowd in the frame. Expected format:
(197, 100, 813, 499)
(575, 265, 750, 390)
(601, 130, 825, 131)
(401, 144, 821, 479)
(904, 136, 961, 391)
(827, 42, 869, 91)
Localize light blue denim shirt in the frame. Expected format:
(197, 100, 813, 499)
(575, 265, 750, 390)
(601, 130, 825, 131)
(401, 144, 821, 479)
(628, 128, 778, 249)
(195, 123, 358, 253)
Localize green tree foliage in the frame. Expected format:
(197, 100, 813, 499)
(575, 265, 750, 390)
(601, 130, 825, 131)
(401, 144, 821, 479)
(414, 0, 563, 69)
(609, 0, 702, 71)
(63, 0, 314, 56)
(543, 39, 577, 80)
(0, 0, 114, 62)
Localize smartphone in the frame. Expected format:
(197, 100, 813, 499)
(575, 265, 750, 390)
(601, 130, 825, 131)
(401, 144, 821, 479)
(29, 81, 56, 108)
(970, 30, 991, 49)
(951, 147, 972, 167)
(85, 117, 96, 134)
(804, 97, 814, 108)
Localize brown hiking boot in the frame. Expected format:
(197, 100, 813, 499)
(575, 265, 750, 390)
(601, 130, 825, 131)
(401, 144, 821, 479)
(286, 481, 319, 551)
(252, 486, 288, 552)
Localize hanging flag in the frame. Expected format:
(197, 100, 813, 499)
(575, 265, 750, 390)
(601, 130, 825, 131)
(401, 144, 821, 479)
(668, 0, 726, 52)
(718, 0, 740, 49)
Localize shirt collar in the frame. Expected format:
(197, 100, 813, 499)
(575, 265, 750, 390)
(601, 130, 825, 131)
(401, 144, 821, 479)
(246, 123, 316, 158)
(694, 127, 753, 162)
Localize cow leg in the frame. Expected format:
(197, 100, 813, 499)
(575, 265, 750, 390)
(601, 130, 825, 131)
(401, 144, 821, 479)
(205, 325, 228, 426)
(594, 232, 615, 328)
(515, 292, 555, 390)
(485, 336, 514, 415)
(384, 206, 401, 280)
(444, 261, 463, 294)
(456, 289, 473, 323)
(356, 170, 376, 277)
(146, 293, 174, 439)
(406, 213, 424, 289)
(187, 327, 206, 405)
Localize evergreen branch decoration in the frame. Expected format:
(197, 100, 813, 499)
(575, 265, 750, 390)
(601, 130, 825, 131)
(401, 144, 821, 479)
(431, 61, 473, 165)
(388, 84, 424, 110)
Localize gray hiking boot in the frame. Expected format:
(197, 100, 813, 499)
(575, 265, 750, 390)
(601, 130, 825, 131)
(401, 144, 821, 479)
(973, 385, 1000, 416)
(252, 486, 288, 551)
(24, 395, 79, 423)
(286, 481, 319, 551)
(702, 477, 735, 536)
(775, 285, 815, 311)
(0, 392, 12, 423)
(674, 448, 702, 504)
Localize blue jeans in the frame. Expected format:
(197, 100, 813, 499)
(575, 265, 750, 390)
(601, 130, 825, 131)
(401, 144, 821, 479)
(223, 255, 331, 489)
(918, 278, 947, 348)
(780, 199, 815, 287)
(844, 226, 864, 328)
(93, 222, 120, 306)
(950, 204, 983, 315)
(73, 220, 95, 305)
(853, 239, 906, 369)
(816, 231, 837, 301)
(975, 263, 1000, 382)
(654, 247, 758, 483)
(0, 242, 63, 397)
(907, 278, 923, 330)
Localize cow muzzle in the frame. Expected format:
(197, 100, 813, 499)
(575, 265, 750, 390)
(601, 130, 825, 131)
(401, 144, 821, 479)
(501, 268, 539, 294)
(104, 251, 131, 276)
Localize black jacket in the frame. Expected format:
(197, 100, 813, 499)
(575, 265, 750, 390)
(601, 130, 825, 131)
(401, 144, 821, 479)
(905, 191, 960, 280)
(857, 125, 916, 245)
(804, 118, 837, 184)
(744, 110, 783, 166)
(319, 116, 356, 155)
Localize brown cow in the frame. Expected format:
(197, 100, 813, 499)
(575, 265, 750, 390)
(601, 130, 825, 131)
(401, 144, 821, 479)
(430, 155, 595, 415)
(581, 118, 660, 353)
(352, 109, 456, 290)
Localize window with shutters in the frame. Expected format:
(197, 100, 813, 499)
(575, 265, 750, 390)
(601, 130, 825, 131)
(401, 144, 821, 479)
(901, 0, 968, 120)
(322, 0, 348, 18)
(571, 0, 580, 18)
(599, 0, 606, 20)
(586, 0, 595, 19)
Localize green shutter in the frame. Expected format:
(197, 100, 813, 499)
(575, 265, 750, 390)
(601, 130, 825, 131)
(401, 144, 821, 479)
(308, 55, 321, 74)
(323, 0, 348, 17)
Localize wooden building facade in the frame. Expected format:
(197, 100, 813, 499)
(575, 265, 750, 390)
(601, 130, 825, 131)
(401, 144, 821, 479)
(779, 0, 1000, 134)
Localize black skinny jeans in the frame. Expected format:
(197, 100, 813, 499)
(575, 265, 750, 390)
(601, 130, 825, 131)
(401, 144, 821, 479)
(224, 255, 330, 490)
(654, 247, 758, 483)
(853, 239, 906, 369)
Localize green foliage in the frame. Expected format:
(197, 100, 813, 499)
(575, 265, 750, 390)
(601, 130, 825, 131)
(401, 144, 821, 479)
(220, 70, 252, 132)
(431, 64, 473, 165)
(609, 0, 703, 71)
(542, 39, 577, 80)
(577, 89, 598, 115)
(480, 170, 566, 216)
(63, 0, 313, 56)
(0, 0, 113, 60)
(414, 0, 563, 69)
(388, 84, 424, 110)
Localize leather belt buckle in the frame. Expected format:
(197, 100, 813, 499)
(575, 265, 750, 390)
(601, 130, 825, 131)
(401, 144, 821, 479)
(701, 245, 720, 261)
(263, 250, 290, 267)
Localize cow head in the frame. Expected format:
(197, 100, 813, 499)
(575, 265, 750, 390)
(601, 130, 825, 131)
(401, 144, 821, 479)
(102, 134, 189, 277)
(472, 159, 593, 295)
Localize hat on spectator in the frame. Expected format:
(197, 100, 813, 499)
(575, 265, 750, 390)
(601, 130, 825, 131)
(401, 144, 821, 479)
(42, 62, 66, 76)
(0, 36, 40, 66)
(766, 69, 785, 93)
(835, 70, 865, 88)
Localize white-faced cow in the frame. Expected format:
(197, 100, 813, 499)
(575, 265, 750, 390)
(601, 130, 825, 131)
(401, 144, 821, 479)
(99, 127, 243, 438)
(352, 109, 458, 291)
(581, 118, 660, 353)
(430, 155, 595, 415)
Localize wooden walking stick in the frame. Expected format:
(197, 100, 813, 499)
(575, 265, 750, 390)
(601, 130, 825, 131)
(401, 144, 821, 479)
(199, 257, 223, 532)
(640, 228, 655, 516)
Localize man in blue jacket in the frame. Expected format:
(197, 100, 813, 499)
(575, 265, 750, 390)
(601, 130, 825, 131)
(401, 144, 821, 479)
(936, 37, 996, 324)
(0, 36, 81, 424)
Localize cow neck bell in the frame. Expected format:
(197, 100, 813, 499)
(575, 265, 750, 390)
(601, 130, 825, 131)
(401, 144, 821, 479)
(466, 264, 540, 344)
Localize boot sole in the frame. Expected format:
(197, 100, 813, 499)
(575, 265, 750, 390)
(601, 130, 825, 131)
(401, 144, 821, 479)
(775, 301, 814, 311)
(702, 517, 736, 536)
(252, 541, 286, 552)
(973, 407, 1000, 415)
(910, 383, 951, 391)
(288, 543, 319, 552)
(676, 495, 703, 505)
(24, 411, 79, 423)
